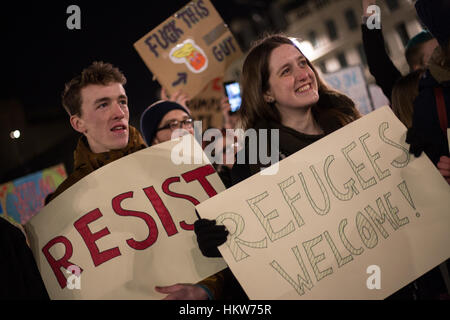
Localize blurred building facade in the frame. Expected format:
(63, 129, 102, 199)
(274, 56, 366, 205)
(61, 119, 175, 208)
(1, 0, 425, 183)
(226, 0, 424, 83)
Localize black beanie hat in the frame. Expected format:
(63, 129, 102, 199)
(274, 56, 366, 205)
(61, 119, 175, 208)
(415, 0, 450, 46)
(140, 100, 191, 145)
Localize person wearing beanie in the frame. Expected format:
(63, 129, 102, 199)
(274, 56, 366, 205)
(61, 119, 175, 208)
(140, 100, 244, 300)
(140, 100, 194, 146)
(361, 0, 438, 101)
(405, 31, 438, 73)
(415, 0, 450, 48)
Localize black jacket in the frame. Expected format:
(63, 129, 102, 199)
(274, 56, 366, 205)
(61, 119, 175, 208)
(361, 24, 402, 101)
(411, 68, 450, 165)
(0, 217, 49, 300)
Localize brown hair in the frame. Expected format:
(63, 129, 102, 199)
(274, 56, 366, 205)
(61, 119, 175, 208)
(238, 34, 360, 132)
(435, 41, 450, 69)
(62, 61, 127, 116)
(391, 69, 425, 128)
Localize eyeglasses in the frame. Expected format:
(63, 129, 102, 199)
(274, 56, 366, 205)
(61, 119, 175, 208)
(156, 118, 194, 132)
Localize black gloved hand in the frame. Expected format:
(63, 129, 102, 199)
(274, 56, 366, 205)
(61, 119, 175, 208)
(194, 218, 228, 258)
(406, 127, 426, 157)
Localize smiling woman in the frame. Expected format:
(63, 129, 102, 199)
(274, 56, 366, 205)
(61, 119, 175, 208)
(229, 34, 361, 178)
(191, 34, 362, 299)
(239, 34, 360, 140)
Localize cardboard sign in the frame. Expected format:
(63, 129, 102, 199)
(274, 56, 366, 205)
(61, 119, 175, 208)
(25, 136, 226, 299)
(134, 0, 242, 98)
(189, 76, 225, 130)
(323, 65, 374, 115)
(0, 164, 67, 225)
(196, 106, 450, 300)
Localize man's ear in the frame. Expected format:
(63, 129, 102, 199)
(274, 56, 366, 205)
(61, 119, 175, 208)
(70, 115, 86, 134)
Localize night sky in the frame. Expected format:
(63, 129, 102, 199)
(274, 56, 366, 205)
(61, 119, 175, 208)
(1, 0, 265, 180)
(2, 1, 252, 122)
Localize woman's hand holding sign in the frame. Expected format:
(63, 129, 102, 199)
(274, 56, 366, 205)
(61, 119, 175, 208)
(437, 156, 450, 184)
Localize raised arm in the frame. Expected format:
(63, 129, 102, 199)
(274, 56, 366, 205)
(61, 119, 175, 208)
(361, 0, 402, 101)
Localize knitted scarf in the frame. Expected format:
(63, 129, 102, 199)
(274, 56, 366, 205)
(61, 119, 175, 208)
(73, 125, 147, 173)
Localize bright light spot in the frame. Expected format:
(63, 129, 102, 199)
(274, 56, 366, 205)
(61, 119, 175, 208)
(10, 130, 21, 139)
(290, 38, 314, 61)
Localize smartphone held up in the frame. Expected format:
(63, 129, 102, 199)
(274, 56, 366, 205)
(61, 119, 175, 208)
(224, 81, 242, 114)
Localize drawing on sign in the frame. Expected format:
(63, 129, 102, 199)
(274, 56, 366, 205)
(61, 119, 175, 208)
(170, 39, 208, 73)
(172, 72, 188, 87)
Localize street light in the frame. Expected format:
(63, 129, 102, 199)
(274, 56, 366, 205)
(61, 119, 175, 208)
(10, 130, 21, 139)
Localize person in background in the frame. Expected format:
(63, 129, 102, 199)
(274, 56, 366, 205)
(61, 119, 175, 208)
(407, 0, 450, 183)
(406, 0, 450, 299)
(139, 100, 241, 300)
(220, 96, 239, 130)
(361, 0, 438, 101)
(391, 69, 425, 128)
(159, 87, 191, 114)
(0, 215, 49, 300)
(203, 128, 239, 189)
(140, 100, 194, 146)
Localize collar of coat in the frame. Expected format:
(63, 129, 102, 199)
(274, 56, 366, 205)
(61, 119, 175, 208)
(429, 46, 450, 84)
(73, 125, 147, 174)
(242, 118, 326, 175)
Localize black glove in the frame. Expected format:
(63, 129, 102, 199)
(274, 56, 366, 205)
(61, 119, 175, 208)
(406, 127, 426, 157)
(194, 218, 228, 258)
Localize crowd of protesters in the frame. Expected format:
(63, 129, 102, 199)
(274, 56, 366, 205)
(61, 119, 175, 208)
(1, 0, 449, 300)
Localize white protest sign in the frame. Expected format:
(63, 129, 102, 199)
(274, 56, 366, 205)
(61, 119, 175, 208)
(323, 65, 374, 115)
(25, 135, 226, 299)
(196, 106, 450, 300)
(447, 129, 450, 150)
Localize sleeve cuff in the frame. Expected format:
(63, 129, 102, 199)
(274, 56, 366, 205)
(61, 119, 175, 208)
(195, 284, 214, 300)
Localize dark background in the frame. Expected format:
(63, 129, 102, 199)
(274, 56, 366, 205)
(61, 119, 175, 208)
(0, 0, 306, 183)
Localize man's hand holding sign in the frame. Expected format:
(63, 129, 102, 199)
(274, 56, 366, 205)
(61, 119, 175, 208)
(25, 136, 226, 299)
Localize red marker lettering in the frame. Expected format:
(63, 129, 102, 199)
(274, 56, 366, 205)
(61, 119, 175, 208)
(74, 208, 121, 267)
(112, 191, 159, 250)
(42, 236, 79, 289)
